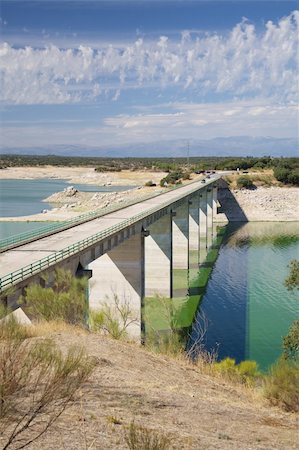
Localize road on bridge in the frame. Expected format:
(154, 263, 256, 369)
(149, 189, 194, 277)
(0, 177, 218, 284)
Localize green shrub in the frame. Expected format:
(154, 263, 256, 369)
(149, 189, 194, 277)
(213, 357, 236, 378)
(213, 357, 259, 384)
(90, 294, 138, 339)
(285, 260, 299, 292)
(19, 268, 88, 325)
(182, 171, 191, 180)
(264, 358, 299, 412)
(159, 170, 183, 187)
(237, 360, 259, 380)
(287, 171, 299, 186)
(144, 180, 156, 187)
(145, 330, 184, 357)
(274, 167, 299, 185)
(125, 422, 172, 450)
(283, 320, 299, 361)
(236, 176, 254, 189)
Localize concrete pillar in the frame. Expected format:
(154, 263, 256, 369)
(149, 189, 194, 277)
(144, 213, 172, 298)
(172, 201, 189, 298)
(213, 185, 218, 218)
(199, 190, 208, 263)
(188, 194, 200, 283)
(206, 188, 213, 249)
(88, 233, 143, 339)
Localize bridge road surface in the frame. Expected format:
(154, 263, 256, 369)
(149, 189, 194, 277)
(0, 178, 217, 280)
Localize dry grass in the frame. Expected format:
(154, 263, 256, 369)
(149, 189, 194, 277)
(28, 320, 89, 337)
(1, 321, 297, 449)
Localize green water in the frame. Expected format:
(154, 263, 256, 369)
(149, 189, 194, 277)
(190, 222, 299, 371)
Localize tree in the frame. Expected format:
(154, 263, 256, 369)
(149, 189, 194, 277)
(284, 260, 299, 292)
(282, 260, 299, 360)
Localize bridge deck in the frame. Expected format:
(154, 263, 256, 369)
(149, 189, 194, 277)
(0, 177, 217, 283)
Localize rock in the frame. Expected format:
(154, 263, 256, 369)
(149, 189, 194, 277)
(64, 186, 78, 197)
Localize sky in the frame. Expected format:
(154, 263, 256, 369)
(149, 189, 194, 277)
(0, 0, 298, 156)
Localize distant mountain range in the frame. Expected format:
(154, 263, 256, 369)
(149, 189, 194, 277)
(1, 136, 298, 158)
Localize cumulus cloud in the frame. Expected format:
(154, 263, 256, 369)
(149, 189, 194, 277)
(0, 11, 298, 105)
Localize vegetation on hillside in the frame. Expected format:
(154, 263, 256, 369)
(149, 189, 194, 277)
(1, 154, 299, 185)
(0, 307, 96, 449)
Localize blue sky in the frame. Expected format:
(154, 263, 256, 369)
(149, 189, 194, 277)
(1, 0, 298, 155)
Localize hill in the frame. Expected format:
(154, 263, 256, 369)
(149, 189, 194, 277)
(25, 329, 297, 450)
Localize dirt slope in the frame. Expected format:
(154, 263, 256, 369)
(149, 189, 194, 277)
(26, 331, 298, 450)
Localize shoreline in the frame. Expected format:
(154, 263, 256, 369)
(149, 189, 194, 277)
(0, 166, 298, 223)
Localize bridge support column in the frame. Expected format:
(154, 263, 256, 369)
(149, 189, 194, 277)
(144, 214, 172, 298)
(172, 201, 189, 298)
(206, 188, 213, 249)
(88, 233, 143, 339)
(213, 185, 218, 218)
(199, 190, 208, 264)
(188, 195, 200, 283)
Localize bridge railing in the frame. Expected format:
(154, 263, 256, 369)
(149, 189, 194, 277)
(0, 179, 202, 252)
(0, 177, 218, 292)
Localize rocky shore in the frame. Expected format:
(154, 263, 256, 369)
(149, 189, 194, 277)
(216, 186, 299, 222)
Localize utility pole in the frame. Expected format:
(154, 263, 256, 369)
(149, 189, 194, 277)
(187, 140, 190, 167)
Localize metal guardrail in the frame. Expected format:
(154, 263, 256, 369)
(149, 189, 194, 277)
(0, 180, 199, 252)
(0, 177, 218, 292)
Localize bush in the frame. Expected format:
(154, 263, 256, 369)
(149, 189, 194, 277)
(283, 320, 299, 361)
(213, 357, 259, 384)
(284, 259, 299, 291)
(236, 176, 254, 189)
(160, 170, 183, 187)
(287, 171, 299, 186)
(264, 359, 299, 412)
(19, 268, 88, 325)
(0, 319, 96, 449)
(125, 422, 172, 450)
(144, 180, 156, 187)
(274, 167, 299, 185)
(89, 294, 139, 339)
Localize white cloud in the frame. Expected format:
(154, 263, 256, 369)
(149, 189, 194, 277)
(0, 10, 298, 105)
(101, 100, 298, 142)
(2, 99, 296, 149)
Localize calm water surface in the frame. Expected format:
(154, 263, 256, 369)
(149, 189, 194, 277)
(0, 178, 133, 217)
(189, 222, 299, 371)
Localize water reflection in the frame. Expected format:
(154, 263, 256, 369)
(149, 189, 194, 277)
(189, 222, 299, 371)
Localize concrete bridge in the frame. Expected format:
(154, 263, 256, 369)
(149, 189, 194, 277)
(0, 176, 220, 338)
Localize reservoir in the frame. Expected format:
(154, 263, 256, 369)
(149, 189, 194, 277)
(0, 178, 134, 239)
(189, 222, 299, 371)
(0, 178, 133, 218)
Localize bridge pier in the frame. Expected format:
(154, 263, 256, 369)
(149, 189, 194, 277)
(88, 233, 143, 339)
(172, 202, 189, 298)
(206, 188, 213, 248)
(199, 190, 208, 264)
(144, 214, 172, 298)
(188, 194, 200, 283)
